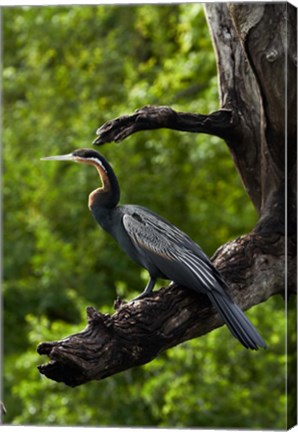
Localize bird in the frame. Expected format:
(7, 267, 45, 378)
(41, 148, 266, 350)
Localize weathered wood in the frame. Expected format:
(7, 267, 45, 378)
(206, 3, 296, 222)
(93, 106, 233, 144)
(38, 3, 296, 386)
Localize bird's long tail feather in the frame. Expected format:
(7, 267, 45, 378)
(208, 291, 267, 350)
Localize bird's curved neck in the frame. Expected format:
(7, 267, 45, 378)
(87, 157, 120, 210)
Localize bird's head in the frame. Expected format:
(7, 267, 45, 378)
(41, 148, 120, 208)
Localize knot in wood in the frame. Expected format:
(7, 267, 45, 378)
(266, 48, 279, 63)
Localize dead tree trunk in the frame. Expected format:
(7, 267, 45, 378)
(38, 3, 296, 387)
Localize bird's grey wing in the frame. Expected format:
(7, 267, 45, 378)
(122, 213, 223, 295)
(133, 206, 205, 251)
(123, 210, 266, 350)
(139, 207, 231, 288)
(122, 213, 176, 261)
(131, 206, 224, 271)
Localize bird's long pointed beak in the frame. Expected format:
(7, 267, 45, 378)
(40, 153, 75, 162)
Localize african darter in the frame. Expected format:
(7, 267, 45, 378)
(42, 149, 266, 350)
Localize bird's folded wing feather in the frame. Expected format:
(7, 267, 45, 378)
(122, 212, 226, 294)
(122, 213, 176, 260)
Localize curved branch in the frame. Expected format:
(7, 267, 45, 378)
(37, 231, 291, 387)
(93, 106, 233, 145)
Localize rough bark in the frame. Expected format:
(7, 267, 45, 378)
(93, 106, 233, 143)
(38, 3, 297, 386)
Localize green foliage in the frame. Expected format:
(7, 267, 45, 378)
(3, 4, 287, 428)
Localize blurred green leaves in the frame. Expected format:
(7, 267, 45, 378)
(3, 4, 287, 428)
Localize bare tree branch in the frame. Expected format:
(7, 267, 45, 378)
(93, 106, 233, 145)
